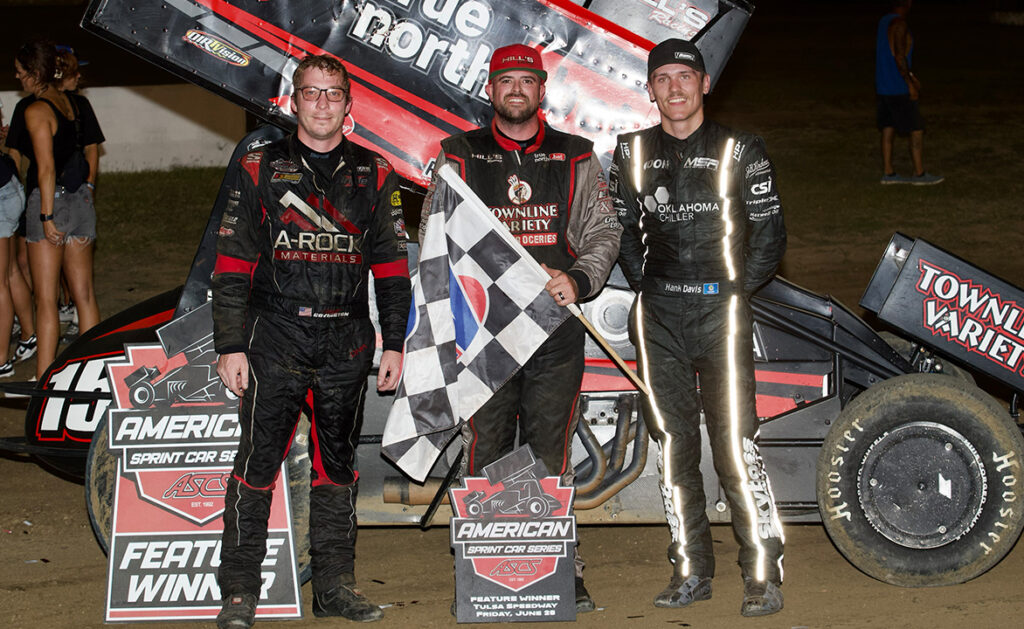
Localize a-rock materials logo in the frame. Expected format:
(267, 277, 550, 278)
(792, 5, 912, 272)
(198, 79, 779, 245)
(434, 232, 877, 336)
(183, 29, 251, 66)
(916, 260, 1024, 375)
(275, 192, 364, 264)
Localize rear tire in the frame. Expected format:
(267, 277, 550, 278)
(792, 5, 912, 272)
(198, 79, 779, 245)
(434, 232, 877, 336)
(816, 373, 1024, 586)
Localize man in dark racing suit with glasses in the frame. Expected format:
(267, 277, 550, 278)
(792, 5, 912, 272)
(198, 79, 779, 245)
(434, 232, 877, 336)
(212, 55, 410, 629)
(610, 39, 787, 617)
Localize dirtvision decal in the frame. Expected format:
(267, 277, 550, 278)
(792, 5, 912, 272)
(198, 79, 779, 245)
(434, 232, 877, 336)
(102, 303, 300, 622)
(450, 446, 576, 622)
(183, 29, 251, 66)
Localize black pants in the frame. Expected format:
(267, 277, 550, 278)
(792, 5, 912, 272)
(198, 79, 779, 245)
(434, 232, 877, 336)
(636, 291, 784, 584)
(463, 318, 585, 478)
(218, 311, 373, 596)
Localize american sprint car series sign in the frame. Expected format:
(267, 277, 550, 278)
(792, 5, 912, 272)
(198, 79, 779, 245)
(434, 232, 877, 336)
(450, 447, 577, 622)
(101, 303, 301, 622)
(82, 0, 752, 186)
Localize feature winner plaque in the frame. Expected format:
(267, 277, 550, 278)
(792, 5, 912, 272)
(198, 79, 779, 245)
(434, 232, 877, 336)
(101, 303, 301, 622)
(450, 446, 576, 622)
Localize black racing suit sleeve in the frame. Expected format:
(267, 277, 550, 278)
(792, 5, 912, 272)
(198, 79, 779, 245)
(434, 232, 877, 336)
(369, 164, 412, 353)
(739, 138, 787, 295)
(610, 137, 644, 294)
(211, 154, 261, 355)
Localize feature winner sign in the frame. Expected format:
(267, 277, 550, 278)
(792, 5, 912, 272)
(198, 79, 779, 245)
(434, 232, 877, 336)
(450, 446, 576, 622)
(101, 303, 301, 622)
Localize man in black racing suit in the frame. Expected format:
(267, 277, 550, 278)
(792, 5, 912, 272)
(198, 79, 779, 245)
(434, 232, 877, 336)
(610, 39, 786, 617)
(212, 55, 410, 629)
(420, 44, 620, 612)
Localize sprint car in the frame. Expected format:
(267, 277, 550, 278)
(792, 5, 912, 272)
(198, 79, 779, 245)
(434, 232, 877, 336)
(1, 0, 1021, 591)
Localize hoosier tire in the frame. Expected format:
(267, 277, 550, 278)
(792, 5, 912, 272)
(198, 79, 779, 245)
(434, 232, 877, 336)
(85, 413, 313, 583)
(816, 373, 1024, 587)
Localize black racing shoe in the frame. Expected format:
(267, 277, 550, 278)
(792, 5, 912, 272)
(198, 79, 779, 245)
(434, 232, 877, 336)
(575, 576, 595, 613)
(654, 574, 712, 608)
(740, 577, 783, 617)
(313, 581, 384, 622)
(217, 592, 257, 629)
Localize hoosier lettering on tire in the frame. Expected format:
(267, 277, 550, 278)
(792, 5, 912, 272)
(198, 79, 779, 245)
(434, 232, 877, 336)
(816, 373, 1024, 587)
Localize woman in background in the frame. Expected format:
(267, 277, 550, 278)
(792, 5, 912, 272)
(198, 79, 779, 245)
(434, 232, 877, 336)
(0, 100, 35, 377)
(10, 41, 103, 379)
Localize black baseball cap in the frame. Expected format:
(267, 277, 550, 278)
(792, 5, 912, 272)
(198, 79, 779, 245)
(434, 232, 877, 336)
(647, 39, 705, 76)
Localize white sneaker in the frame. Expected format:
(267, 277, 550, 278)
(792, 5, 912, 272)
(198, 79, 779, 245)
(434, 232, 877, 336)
(59, 302, 77, 324)
(60, 323, 80, 345)
(14, 335, 37, 362)
(0, 359, 14, 379)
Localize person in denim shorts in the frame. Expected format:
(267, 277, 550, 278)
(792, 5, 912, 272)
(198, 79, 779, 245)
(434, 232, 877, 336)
(8, 41, 103, 379)
(0, 103, 37, 377)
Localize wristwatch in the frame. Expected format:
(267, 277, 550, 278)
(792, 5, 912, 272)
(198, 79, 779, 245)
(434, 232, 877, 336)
(40, 214, 54, 222)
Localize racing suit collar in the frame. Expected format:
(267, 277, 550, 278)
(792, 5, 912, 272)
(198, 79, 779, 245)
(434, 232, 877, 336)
(658, 119, 707, 146)
(491, 117, 546, 154)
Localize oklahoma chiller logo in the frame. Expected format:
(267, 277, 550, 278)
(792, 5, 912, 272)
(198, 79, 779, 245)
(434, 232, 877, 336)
(183, 29, 251, 67)
(450, 467, 575, 591)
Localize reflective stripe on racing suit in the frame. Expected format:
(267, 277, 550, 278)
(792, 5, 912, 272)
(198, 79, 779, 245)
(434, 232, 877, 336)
(610, 120, 786, 585)
(212, 134, 411, 595)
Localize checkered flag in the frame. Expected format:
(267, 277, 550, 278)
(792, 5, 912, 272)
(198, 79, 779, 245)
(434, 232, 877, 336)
(382, 164, 572, 482)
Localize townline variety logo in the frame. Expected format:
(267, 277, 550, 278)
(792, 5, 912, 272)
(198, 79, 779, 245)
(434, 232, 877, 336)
(916, 259, 1024, 375)
(183, 29, 251, 66)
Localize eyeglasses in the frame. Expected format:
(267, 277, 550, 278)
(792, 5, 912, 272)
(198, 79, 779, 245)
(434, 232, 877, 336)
(295, 86, 347, 102)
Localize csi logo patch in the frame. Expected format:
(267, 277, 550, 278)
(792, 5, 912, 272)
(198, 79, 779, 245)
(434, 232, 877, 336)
(507, 175, 532, 205)
(750, 177, 772, 195)
(183, 29, 251, 67)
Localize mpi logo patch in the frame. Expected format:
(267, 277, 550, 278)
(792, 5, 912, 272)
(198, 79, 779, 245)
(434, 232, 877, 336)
(183, 29, 251, 67)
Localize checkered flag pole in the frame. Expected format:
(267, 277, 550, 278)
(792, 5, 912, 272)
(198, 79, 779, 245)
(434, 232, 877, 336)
(382, 165, 574, 481)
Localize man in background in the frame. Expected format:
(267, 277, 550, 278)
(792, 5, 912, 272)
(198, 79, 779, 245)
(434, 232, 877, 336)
(876, 0, 943, 185)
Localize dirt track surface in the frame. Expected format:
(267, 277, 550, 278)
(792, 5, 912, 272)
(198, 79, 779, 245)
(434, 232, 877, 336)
(3, 2, 1024, 628)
